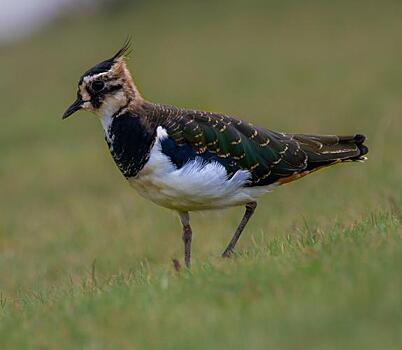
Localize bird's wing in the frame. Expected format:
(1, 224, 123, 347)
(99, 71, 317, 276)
(157, 108, 308, 187)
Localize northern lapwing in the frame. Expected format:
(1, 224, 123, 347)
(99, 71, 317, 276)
(63, 40, 368, 268)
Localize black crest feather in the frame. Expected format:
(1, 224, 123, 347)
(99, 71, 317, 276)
(112, 36, 132, 60)
(79, 36, 133, 83)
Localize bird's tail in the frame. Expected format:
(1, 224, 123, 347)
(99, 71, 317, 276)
(291, 133, 368, 172)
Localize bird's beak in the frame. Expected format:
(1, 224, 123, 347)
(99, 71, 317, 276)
(62, 97, 83, 119)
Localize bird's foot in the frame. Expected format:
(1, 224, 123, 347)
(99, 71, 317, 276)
(172, 258, 181, 272)
(221, 249, 233, 258)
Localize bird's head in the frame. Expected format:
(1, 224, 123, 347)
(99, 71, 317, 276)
(63, 39, 140, 119)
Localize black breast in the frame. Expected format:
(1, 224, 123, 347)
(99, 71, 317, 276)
(108, 113, 156, 178)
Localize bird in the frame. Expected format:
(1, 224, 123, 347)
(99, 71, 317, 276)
(63, 39, 368, 268)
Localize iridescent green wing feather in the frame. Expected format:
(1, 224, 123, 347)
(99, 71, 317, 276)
(158, 106, 308, 186)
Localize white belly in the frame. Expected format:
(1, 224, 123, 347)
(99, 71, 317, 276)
(127, 127, 275, 212)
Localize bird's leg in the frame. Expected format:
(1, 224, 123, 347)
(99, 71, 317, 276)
(222, 201, 257, 258)
(179, 212, 192, 268)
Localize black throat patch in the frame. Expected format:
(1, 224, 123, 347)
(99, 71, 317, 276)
(107, 112, 156, 178)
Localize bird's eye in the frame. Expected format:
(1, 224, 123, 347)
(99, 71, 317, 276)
(91, 80, 105, 92)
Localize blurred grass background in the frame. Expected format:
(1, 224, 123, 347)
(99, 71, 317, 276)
(0, 0, 401, 348)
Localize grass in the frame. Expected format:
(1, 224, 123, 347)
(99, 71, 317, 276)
(0, 0, 401, 348)
(1, 211, 401, 349)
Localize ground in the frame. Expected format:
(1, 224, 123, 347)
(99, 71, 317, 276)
(0, 1, 401, 349)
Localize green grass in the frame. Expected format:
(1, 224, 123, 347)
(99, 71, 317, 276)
(1, 212, 401, 349)
(0, 0, 402, 348)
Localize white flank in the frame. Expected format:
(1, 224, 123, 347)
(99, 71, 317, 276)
(128, 127, 276, 211)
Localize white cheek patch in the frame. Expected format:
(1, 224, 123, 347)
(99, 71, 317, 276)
(82, 101, 92, 110)
(79, 85, 90, 101)
(97, 91, 127, 117)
